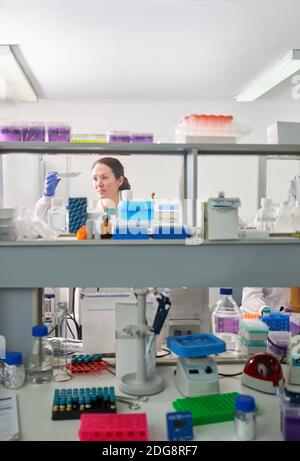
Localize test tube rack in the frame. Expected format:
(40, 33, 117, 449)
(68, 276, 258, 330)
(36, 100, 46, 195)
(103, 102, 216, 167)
(52, 386, 116, 421)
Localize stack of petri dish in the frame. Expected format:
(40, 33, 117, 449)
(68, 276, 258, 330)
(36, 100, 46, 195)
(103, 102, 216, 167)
(0, 208, 16, 241)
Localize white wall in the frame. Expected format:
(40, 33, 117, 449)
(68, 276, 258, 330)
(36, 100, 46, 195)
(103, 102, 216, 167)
(1, 99, 300, 224)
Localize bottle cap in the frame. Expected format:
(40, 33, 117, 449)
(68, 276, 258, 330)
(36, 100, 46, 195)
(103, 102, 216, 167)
(5, 351, 23, 365)
(220, 288, 232, 295)
(235, 394, 255, 413)
(32, 325, 48, 337)
(44, 294, 55, 299)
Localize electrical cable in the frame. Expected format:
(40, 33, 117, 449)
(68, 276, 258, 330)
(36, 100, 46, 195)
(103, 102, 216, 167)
(66, 320, 75, 339)
(218, 371, 243, 377)
(267, 336, 288, 352)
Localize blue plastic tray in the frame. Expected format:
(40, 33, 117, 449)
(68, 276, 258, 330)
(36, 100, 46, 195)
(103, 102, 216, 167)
(167, 333, 226, 357)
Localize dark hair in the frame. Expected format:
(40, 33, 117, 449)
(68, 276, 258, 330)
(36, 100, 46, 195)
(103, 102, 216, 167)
(92, 157, 131, 191)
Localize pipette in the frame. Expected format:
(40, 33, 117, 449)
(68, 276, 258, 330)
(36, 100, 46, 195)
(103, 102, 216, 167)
(57, 172, 82, 178)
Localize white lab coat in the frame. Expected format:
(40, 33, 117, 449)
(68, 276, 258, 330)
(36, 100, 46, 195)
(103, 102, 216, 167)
(241, 287, 290, 315)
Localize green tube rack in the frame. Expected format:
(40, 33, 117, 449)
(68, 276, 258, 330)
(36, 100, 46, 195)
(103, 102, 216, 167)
(172, 392, 240, 426)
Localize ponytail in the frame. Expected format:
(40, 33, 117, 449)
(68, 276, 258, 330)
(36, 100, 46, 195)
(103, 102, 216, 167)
(120, 176, 131, 191)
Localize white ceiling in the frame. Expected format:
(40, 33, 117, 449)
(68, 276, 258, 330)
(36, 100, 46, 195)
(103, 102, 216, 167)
(1, 0, 300, 100)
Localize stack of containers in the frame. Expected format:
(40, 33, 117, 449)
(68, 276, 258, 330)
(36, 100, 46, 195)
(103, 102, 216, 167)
(0, 208, 16, 241)
(290, 313, 300, 335)
(107, 131, 154, 143)
(21, 122, 46, 142)
(175, 114, 238, 143)
(260, 312, 290, 357)
(47, 122, 71, 142)
(267, 331, 290, 356)
(0, 122, 22, 142)
(239, 319, 269, 355)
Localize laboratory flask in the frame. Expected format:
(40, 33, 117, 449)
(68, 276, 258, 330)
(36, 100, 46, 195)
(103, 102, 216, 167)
(47, 198, 66, 234)
(28, 325, 53, 384)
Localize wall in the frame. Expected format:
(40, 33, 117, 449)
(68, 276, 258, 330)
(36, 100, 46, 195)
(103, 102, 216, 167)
(1, 98, 300, 225)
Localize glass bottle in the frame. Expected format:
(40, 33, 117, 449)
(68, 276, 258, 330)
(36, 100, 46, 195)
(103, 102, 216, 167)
(28, 325, 53, 384)
(3, 352, 26, 389)
(211, 288, 241, 351)
(47, 198, 66, 234)
(235, 394, 256, 441)
(101, 214, 112, 239)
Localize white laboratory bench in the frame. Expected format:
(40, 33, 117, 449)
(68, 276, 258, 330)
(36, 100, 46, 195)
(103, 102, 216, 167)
(0, 363, 284, 441)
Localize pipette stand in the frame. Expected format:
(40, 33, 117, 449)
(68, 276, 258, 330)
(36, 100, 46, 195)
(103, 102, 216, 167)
(54, 302, 72, 382)
(119, 288, 164, 396)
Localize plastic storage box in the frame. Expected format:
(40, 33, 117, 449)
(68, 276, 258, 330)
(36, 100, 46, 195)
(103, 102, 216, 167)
(107, 131, 131, 143)
(260, 313, 290, 331)
(21, 123, 46, 142)
(281, 388, 300, 441)
(47, 123, 71, 142)
(0, 123, 22, 142)
(130, 133, 154, 143)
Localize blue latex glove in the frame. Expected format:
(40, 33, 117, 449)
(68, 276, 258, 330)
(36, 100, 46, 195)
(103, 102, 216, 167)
(43, 171, 61, 197)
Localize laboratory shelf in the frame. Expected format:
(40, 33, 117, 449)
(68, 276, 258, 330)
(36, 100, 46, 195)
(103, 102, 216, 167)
(1, 239, 300, 287)
(1, 142, 300, 155)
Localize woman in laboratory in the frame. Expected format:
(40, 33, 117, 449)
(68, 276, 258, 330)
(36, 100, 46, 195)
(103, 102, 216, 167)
(241, 287, 290, 315)
(34, 156, 131, 221)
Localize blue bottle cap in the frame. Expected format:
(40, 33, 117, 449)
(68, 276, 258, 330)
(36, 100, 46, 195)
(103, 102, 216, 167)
(32, 325, 48, 337)
(235, 394, 255, 412)
(220, 288, 233, 295)
(5, 352, 23, 365)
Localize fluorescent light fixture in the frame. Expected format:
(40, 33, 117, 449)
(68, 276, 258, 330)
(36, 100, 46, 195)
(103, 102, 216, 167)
(235, 49, 300, 102)
(0, 45, 38, 102)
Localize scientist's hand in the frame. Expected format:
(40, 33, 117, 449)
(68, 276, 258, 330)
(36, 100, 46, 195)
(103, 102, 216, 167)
(43, 171, 61, 197)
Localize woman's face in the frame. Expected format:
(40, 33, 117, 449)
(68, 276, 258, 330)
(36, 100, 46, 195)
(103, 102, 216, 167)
(92, 163, 124, 202)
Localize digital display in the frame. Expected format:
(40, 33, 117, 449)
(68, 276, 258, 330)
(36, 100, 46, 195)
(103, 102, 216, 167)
(174, 421, 187, 429)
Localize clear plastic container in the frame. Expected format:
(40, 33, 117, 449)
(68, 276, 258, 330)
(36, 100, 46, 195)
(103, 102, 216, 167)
(3, 352, 26, 389)
(27, 325, 53, 384)
(47, 123, 71, 142)
(21, 122, 46, 142)
(0, 358, 4, 384)
(211, 288, 241, 351)
(0, 122, 22, 142)
(281, 388, 300, 441)
(290, 313, 300, 335)
(0, 223, 16, 241)
(47, 198, 66, 234)
(292, 201, 300, 232)
(274, 201, 292, 233)
(255, 198, 277, 233)
(107, 131, 131, 143)
(235, 394, 256, 441)
(72, 133, 106, 143)
(130, 133, 154, 143)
